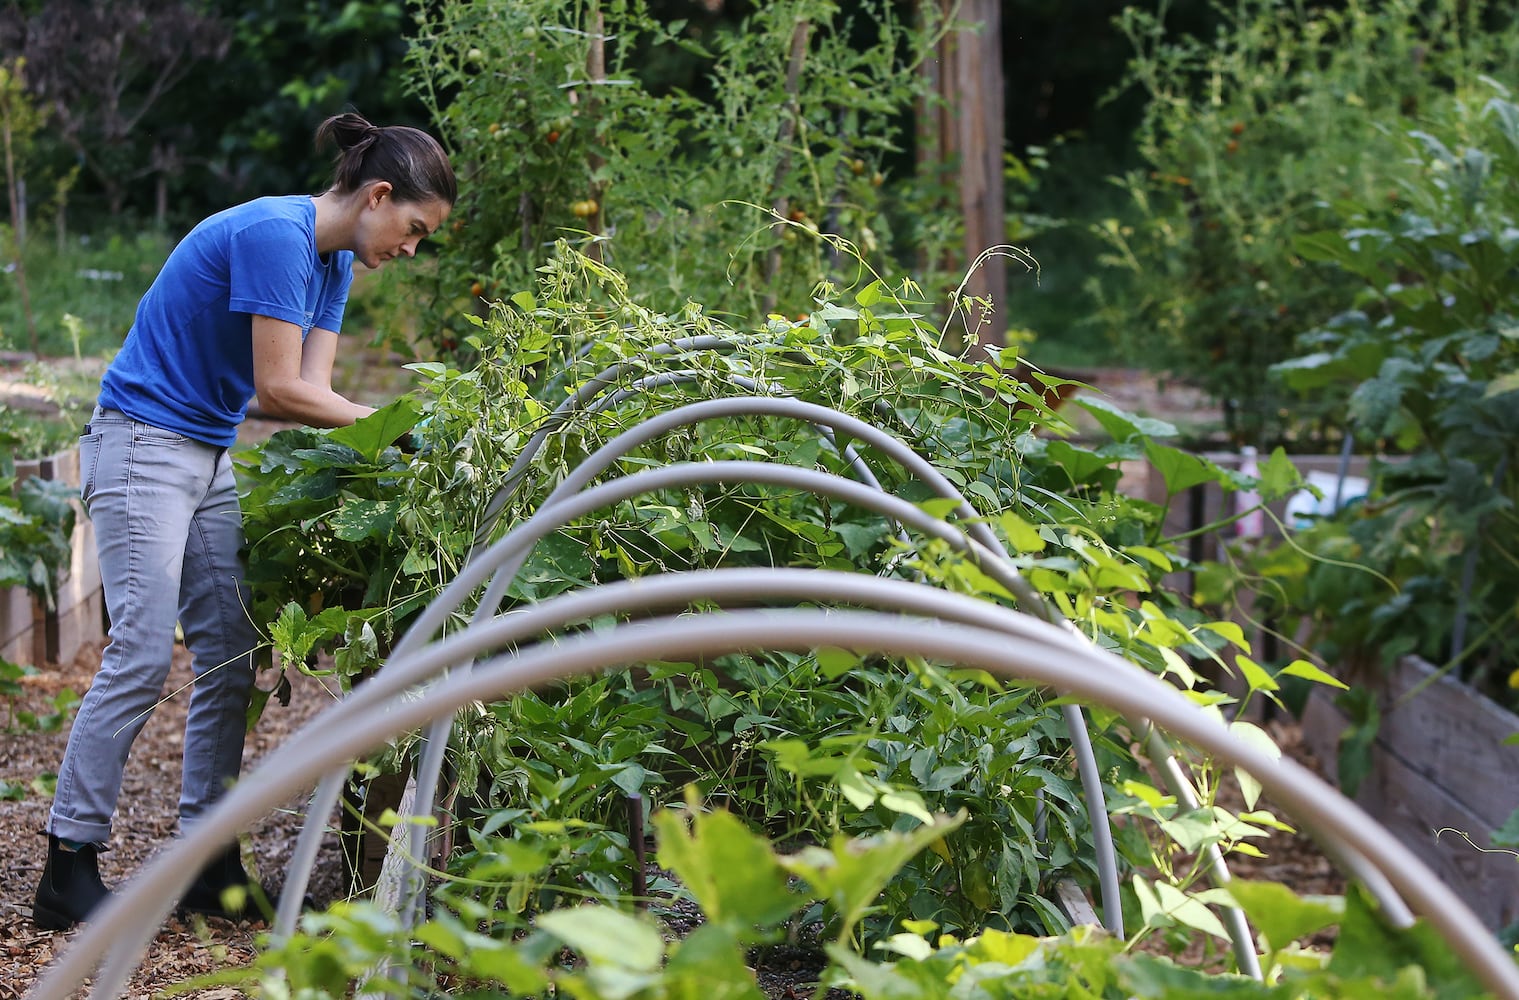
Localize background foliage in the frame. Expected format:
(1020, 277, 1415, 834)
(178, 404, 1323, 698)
(1089, 0, 1519, 447)
(1209, 84, 1519, 707)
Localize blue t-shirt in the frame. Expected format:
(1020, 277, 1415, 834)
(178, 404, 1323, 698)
(99, 195, 355, 447)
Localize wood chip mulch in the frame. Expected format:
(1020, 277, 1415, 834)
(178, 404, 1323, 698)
(1, 640, 346, 999)
(3, 643, 1351, 999)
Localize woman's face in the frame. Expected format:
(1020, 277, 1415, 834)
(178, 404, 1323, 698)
(356, 184, 451, 269)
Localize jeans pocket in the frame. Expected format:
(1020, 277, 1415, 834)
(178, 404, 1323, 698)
(132, 422, 190, 446)
(78, 432, 103, 505)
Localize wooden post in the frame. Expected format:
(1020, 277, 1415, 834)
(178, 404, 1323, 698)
(918, 0, 1006, 354)
(584, 2, 607, 262)
(762, 16, 813, 313)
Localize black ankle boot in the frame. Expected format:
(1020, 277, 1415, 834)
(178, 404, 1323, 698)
(178, 842, 265, 921)
(33, 833, 113, 931)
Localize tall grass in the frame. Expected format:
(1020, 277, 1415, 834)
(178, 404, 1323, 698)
(0, 231, 170, 359)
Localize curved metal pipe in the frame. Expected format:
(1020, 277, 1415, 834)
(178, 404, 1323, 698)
(400, 455, 1122, 940)
(31, 604, 1519, 1000)
(282, 461, 1095, 933)
(400, 395, 1290, 960)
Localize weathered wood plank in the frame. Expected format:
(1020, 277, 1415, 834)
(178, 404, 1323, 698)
(1379, 658, 1519, 825)
(37, 447, 103, 665)
(1054, 877, 1100, 928)
(0, 585, 38, 666)
(1300, 659, 1519, 930)
(4, 456, 46, 666)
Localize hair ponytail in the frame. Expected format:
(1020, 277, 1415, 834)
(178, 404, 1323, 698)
(315, 111, 457, 206)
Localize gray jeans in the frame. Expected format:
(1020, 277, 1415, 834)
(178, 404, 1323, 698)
(48, 407, 259, 845)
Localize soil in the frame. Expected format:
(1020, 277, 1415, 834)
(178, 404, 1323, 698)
(0, 642, 349, 999)
(1, 365, 1343, 997)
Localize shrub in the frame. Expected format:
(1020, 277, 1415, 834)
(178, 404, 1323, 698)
(237, 241, 1309, 951)
(1092, 0, 1519, 447)
(1220, 83, 1519, 702)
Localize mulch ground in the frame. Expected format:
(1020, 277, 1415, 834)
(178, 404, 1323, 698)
(1, 638, 1348, 998)
(0, 641, 347, 999)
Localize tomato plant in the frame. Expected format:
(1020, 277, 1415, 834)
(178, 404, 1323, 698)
(389, 0, 957, 359)
(237, 241, 1313, 954)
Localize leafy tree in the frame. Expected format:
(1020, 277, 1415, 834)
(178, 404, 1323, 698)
(0, 0, 229, 221)
(158, 0, 430, 219)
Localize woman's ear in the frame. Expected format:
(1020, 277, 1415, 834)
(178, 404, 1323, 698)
(366, 180, 394, 209)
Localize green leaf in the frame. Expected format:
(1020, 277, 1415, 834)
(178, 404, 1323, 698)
(780, 812, 967, 944)
(1077, 396, 1178, 442)
(1270, 351, 1344, 391)
(652, 798, 801, 937)
(1484, 371, 1519, 398)
(855, 279, 885, 307)
(1153, 880, 1230, 940)
(329, 499, 400, 542)
(1492, 807, 1519, 848)
(268, 602, 316, 670)
(834, 520, 888, 558)
(1196, 621, 1249, 651)
(1126, 545, 1173, 571)
(1257, 448, 1303, 501)
(817, 647, 860, 679)
(1228, 720, 1281, 812)
(1146, 442, 1224, 495)
(1044, 440, 1119, 485)
(1120, 779, 1177, 812)
(997, 511, 1047, 553)
(537, 906, 664, 971)
(245, 682, 275, 730)
(664, 923, 766, 999)
(333, 618, 381, 677)
(1279, 659, 1349, 690)
(1236, 656, 1280, 695)
(1329, 884, 1485, 998)
(1226, 880, 1341, 954)
(1118, 954, 1272, 997)
(327, 397, 422, 463)
(1336, 688, 1380, 799)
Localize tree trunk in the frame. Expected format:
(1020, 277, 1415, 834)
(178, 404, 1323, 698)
(1, 99, 38, 356)
(583, 2, 607, 263)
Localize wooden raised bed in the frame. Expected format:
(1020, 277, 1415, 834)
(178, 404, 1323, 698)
(1299, 656, 1519, 931)
(0, 447, 105, 667)
(1134, 449, 1519, 928)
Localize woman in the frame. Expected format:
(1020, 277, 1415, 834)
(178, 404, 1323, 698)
(32, 111, 456, 930)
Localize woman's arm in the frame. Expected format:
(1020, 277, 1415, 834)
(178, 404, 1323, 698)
(252, 315, 375, 427)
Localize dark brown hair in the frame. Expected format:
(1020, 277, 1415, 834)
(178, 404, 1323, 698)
(315, 111, 457, 206)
